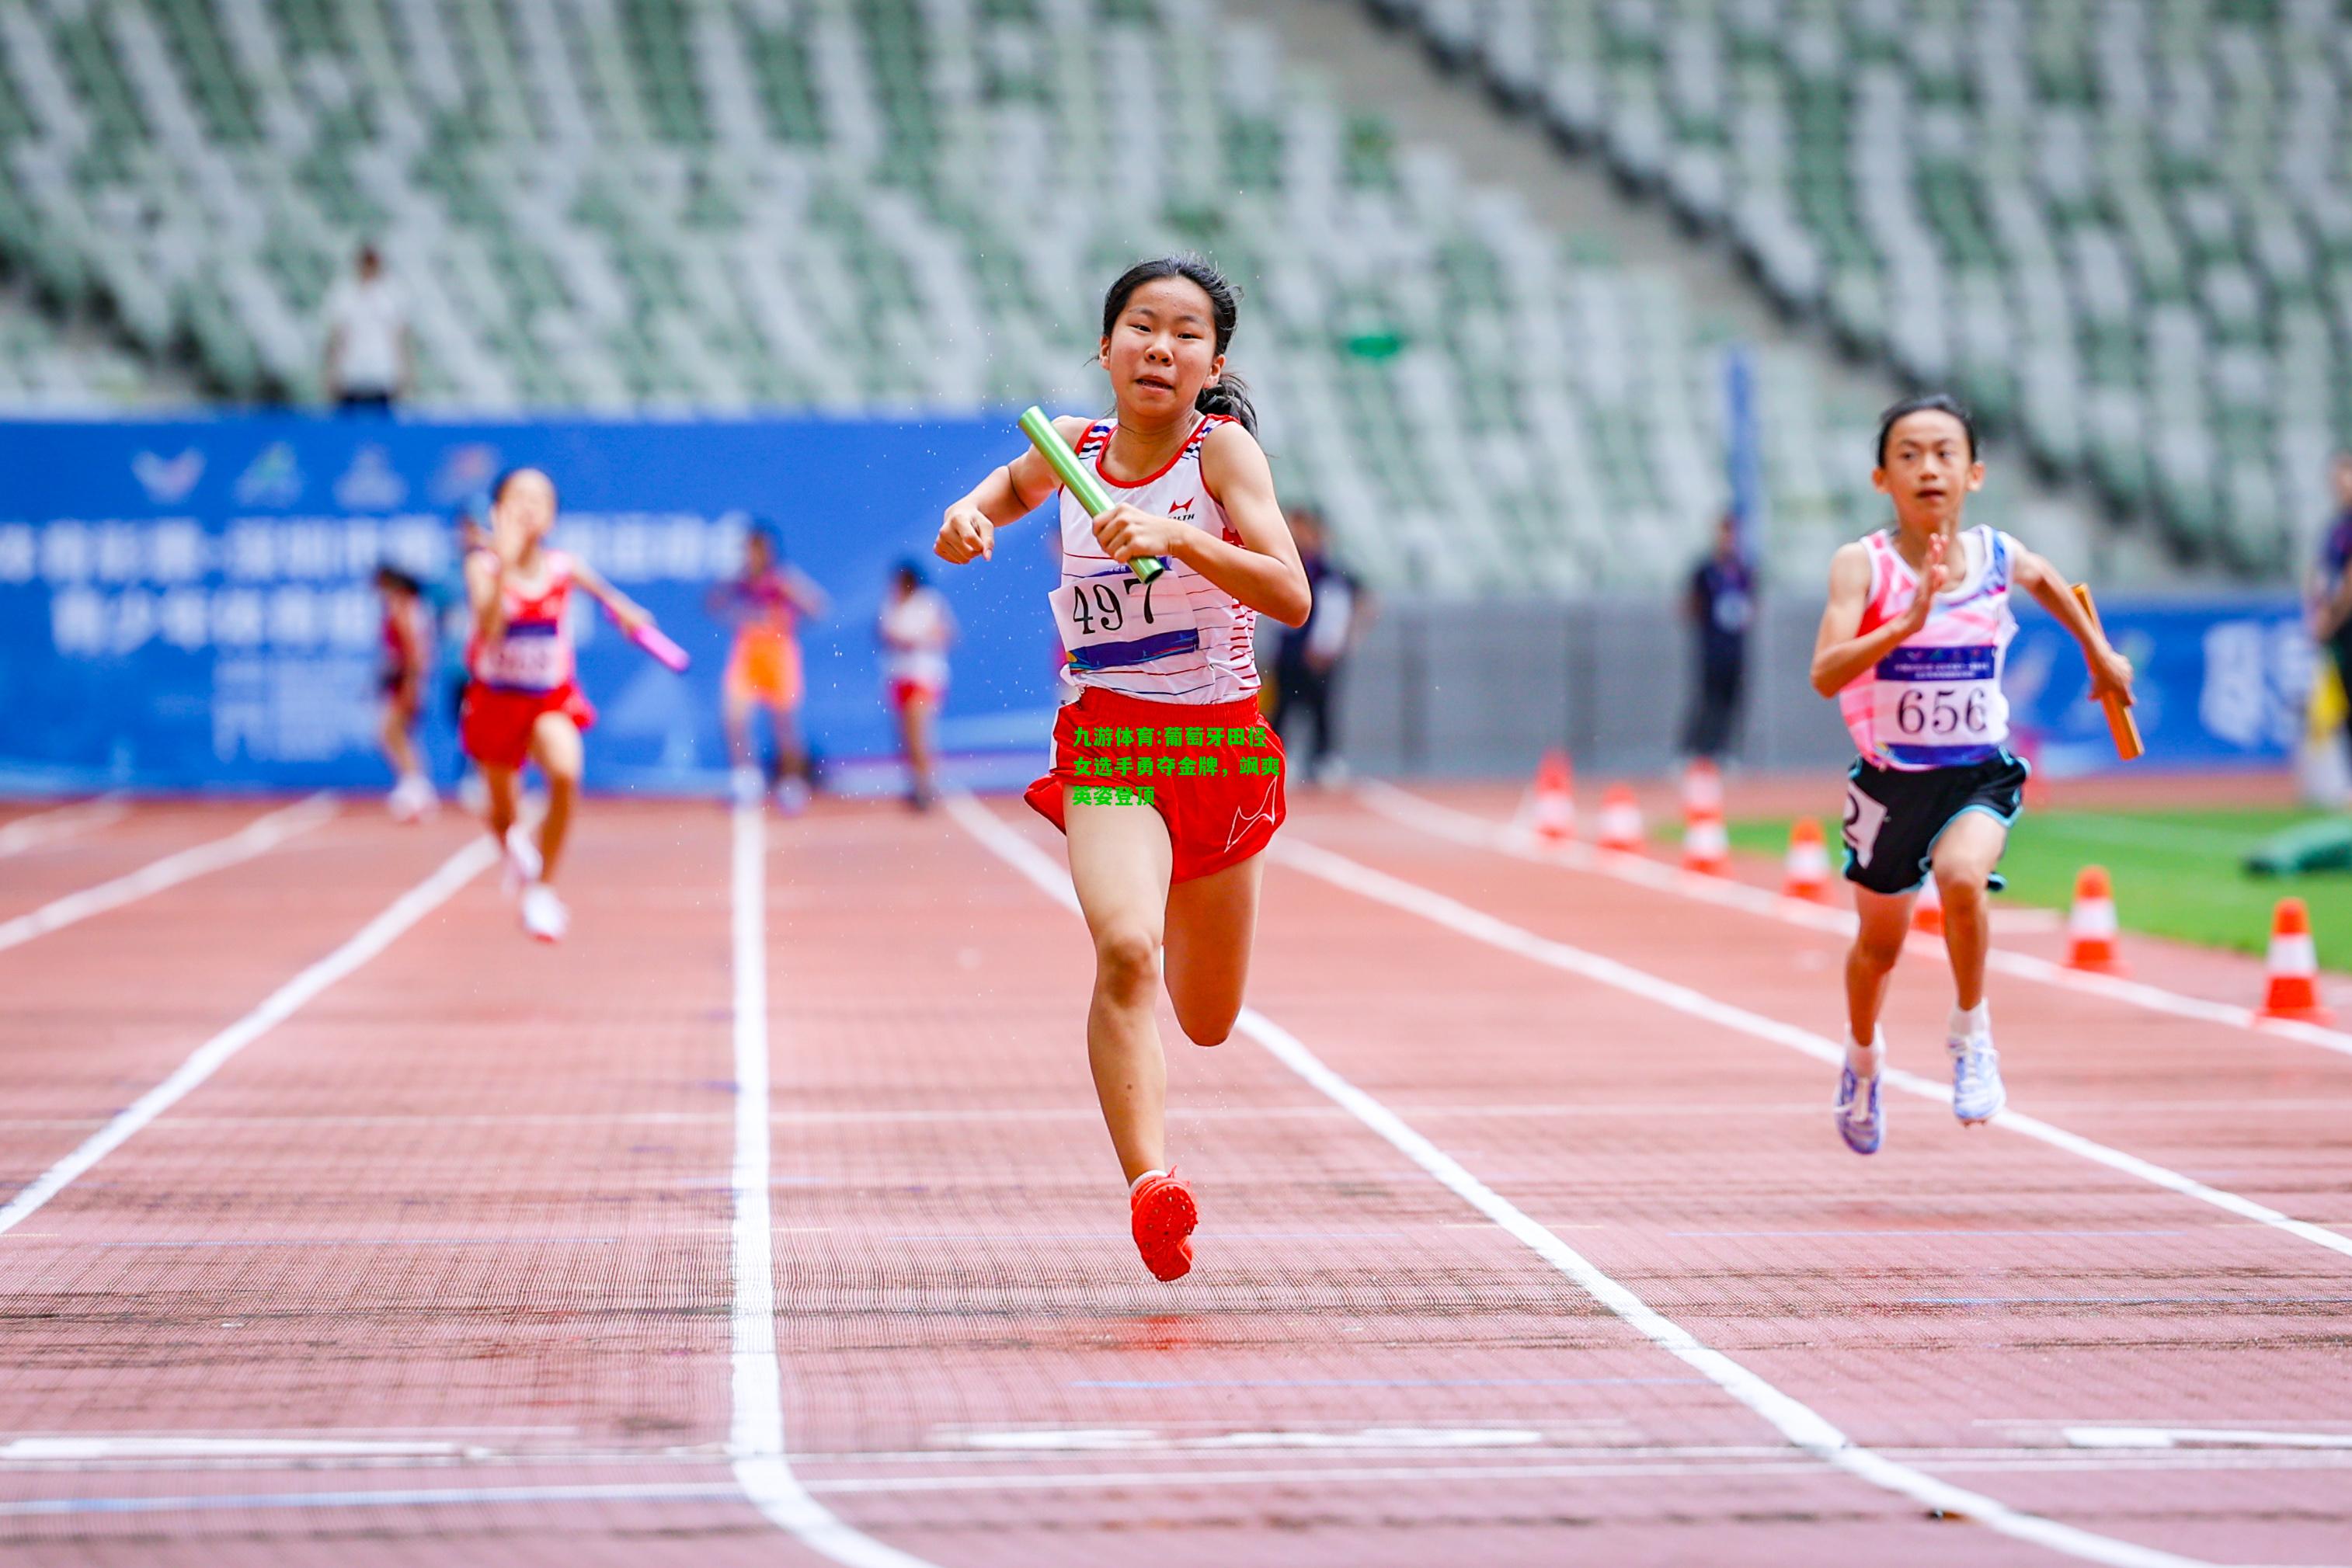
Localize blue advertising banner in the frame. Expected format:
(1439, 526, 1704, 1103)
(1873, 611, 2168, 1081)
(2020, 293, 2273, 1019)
(2005, 593, 2314, 777)
(0, 415, 1064, 794)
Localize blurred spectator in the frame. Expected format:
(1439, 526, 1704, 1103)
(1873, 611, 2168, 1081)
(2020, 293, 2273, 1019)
(323, 244, 411, 412)
(1681, 513, 1753, 761)
(1269, 506, 1371, 784)
(2306, 454, 2352, 766)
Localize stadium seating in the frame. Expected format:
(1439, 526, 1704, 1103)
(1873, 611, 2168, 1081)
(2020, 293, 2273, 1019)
(0, 0, 1908, 589)
(1369, 0, 2352, 575)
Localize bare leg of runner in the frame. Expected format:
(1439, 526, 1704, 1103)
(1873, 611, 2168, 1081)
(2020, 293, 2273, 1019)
(1065, 796, 1177, 1183)
(1161, 854, 1265, 1048)
(528, 713, 583, 884)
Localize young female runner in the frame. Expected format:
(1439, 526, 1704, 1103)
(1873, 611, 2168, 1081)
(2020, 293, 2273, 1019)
(461, 467, 658, 943)
(712, 522, 830, 810)
(1811, 395, 2134, 1152)
(877, 559, 956, 809)
(935, 255, 1310, 1281)
(374, 563, 436, 821)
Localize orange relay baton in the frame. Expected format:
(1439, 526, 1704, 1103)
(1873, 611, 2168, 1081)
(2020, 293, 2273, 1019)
(2069, 582, 2144, 763)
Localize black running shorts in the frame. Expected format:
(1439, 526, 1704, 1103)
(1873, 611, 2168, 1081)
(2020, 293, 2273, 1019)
(1839, 751, 2028, 896)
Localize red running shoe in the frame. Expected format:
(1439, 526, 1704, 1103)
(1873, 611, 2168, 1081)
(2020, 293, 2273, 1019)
(1129, 1170, 1198, 1282)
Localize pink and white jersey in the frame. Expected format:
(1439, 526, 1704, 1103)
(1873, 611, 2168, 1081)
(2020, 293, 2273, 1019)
(469, 549, 576, 693)
(1049, 413, 1261, 706)
(1837, 526, 2018, 771)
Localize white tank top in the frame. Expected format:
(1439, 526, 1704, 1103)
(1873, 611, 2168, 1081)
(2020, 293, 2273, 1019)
(1050, 414, 1262, 707)
(879, 585, 952, 687)
(1836, 525, 2019, 771)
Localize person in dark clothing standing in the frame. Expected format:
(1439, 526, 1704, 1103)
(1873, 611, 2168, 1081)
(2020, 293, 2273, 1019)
(1271, 506, 1370, 784)
(1682, 513, 1754, 761)
(2306, 455, 2352, 764)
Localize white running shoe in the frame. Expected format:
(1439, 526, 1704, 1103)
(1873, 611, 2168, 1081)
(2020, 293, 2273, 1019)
(776, 776, 811, 816)
(731, 764, 764, 805)
(1948, 1031, 2007, 1125)
(501, 826, 544, 899)
(1834, 1066, 1884, 1155)
(520, 882, 569, 943)
(387, 774, 437, 823)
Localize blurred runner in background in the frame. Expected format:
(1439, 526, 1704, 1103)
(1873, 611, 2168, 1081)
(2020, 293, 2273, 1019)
(878, 558, 955, 809)
(711, 519, 830, 812)
(374, 563, 435, 821)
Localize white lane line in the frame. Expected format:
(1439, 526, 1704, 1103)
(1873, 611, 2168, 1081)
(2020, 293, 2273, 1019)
(5, 1457, 2352, 1528)
(0, 793, 130, 858)
(0, 838, 495, 1239)
(1277, 833, 2352, 1267)
(0, 1438, 484, 1461)
(2066, 1428, 2352, 1452)
(0, 794, 337, 955)
(1359, 782, 2352, 1063)
(727, 801, 938, 1568)
(944, 794, 2221, 1568)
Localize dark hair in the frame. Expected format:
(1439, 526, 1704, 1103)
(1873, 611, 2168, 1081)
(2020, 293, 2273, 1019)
(374, 562, 422, 595)
(491, 466, 554, 506)
(893, 557, 927, 587)
(1099, 253, 1258, 434)
(1875, 394, 1977, 466)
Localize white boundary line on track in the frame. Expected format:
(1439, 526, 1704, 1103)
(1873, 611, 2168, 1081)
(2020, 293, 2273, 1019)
(0, 836, 496, 1240)
(0, 793, 130, 859)
(0, 793, 337, 956)
(1356, 781, 2352, 1064)
(1275, 833, 2352, 1267)
(727, 801, 939, 1568)
(941, 793, 2225, 1568)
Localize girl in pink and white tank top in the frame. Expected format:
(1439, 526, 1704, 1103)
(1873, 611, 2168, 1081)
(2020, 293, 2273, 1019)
(1835, 523, 2020, 770)
(1811, 395, 2137, 1159)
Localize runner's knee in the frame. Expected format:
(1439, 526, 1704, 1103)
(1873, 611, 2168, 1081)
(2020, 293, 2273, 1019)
(1853, 923, 1906, 969)
(1933, 859, 1989, 902)
(1094, 926, 1160, 998)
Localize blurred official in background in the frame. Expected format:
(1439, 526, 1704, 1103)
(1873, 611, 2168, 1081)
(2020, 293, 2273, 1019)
(1268, 506, 1370, 785)
(1682, 512, 1754, 763)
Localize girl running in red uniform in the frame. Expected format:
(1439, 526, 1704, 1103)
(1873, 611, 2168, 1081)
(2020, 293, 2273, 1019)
(461, 467, 658, 943)
(374, 564, 436, 822)
(935, 255, 1311, 1281)
(878, 558, 955, 809)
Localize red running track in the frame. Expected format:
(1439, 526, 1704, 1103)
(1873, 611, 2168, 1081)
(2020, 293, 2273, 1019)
(0, 790, 2345, 1566)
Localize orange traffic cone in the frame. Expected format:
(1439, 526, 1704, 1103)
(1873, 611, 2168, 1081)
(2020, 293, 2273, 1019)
(1596, 784, 1644, 854)
(1523, 749, 1575, 844)
(1783, 819, 1832, 901)
(2064, 865, 2128, 975)
(1682, 758, 1724, 818)
(1912, 874, 1944, 935)
(2260, 898, 2335, 1023)
(1682, 781, 1729, 874)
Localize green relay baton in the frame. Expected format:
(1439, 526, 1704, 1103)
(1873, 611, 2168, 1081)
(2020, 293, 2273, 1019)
(1019, 405, 1165, 586)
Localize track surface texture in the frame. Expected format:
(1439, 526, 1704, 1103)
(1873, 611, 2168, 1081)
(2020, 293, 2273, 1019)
(1, 787, 2346, 1567)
